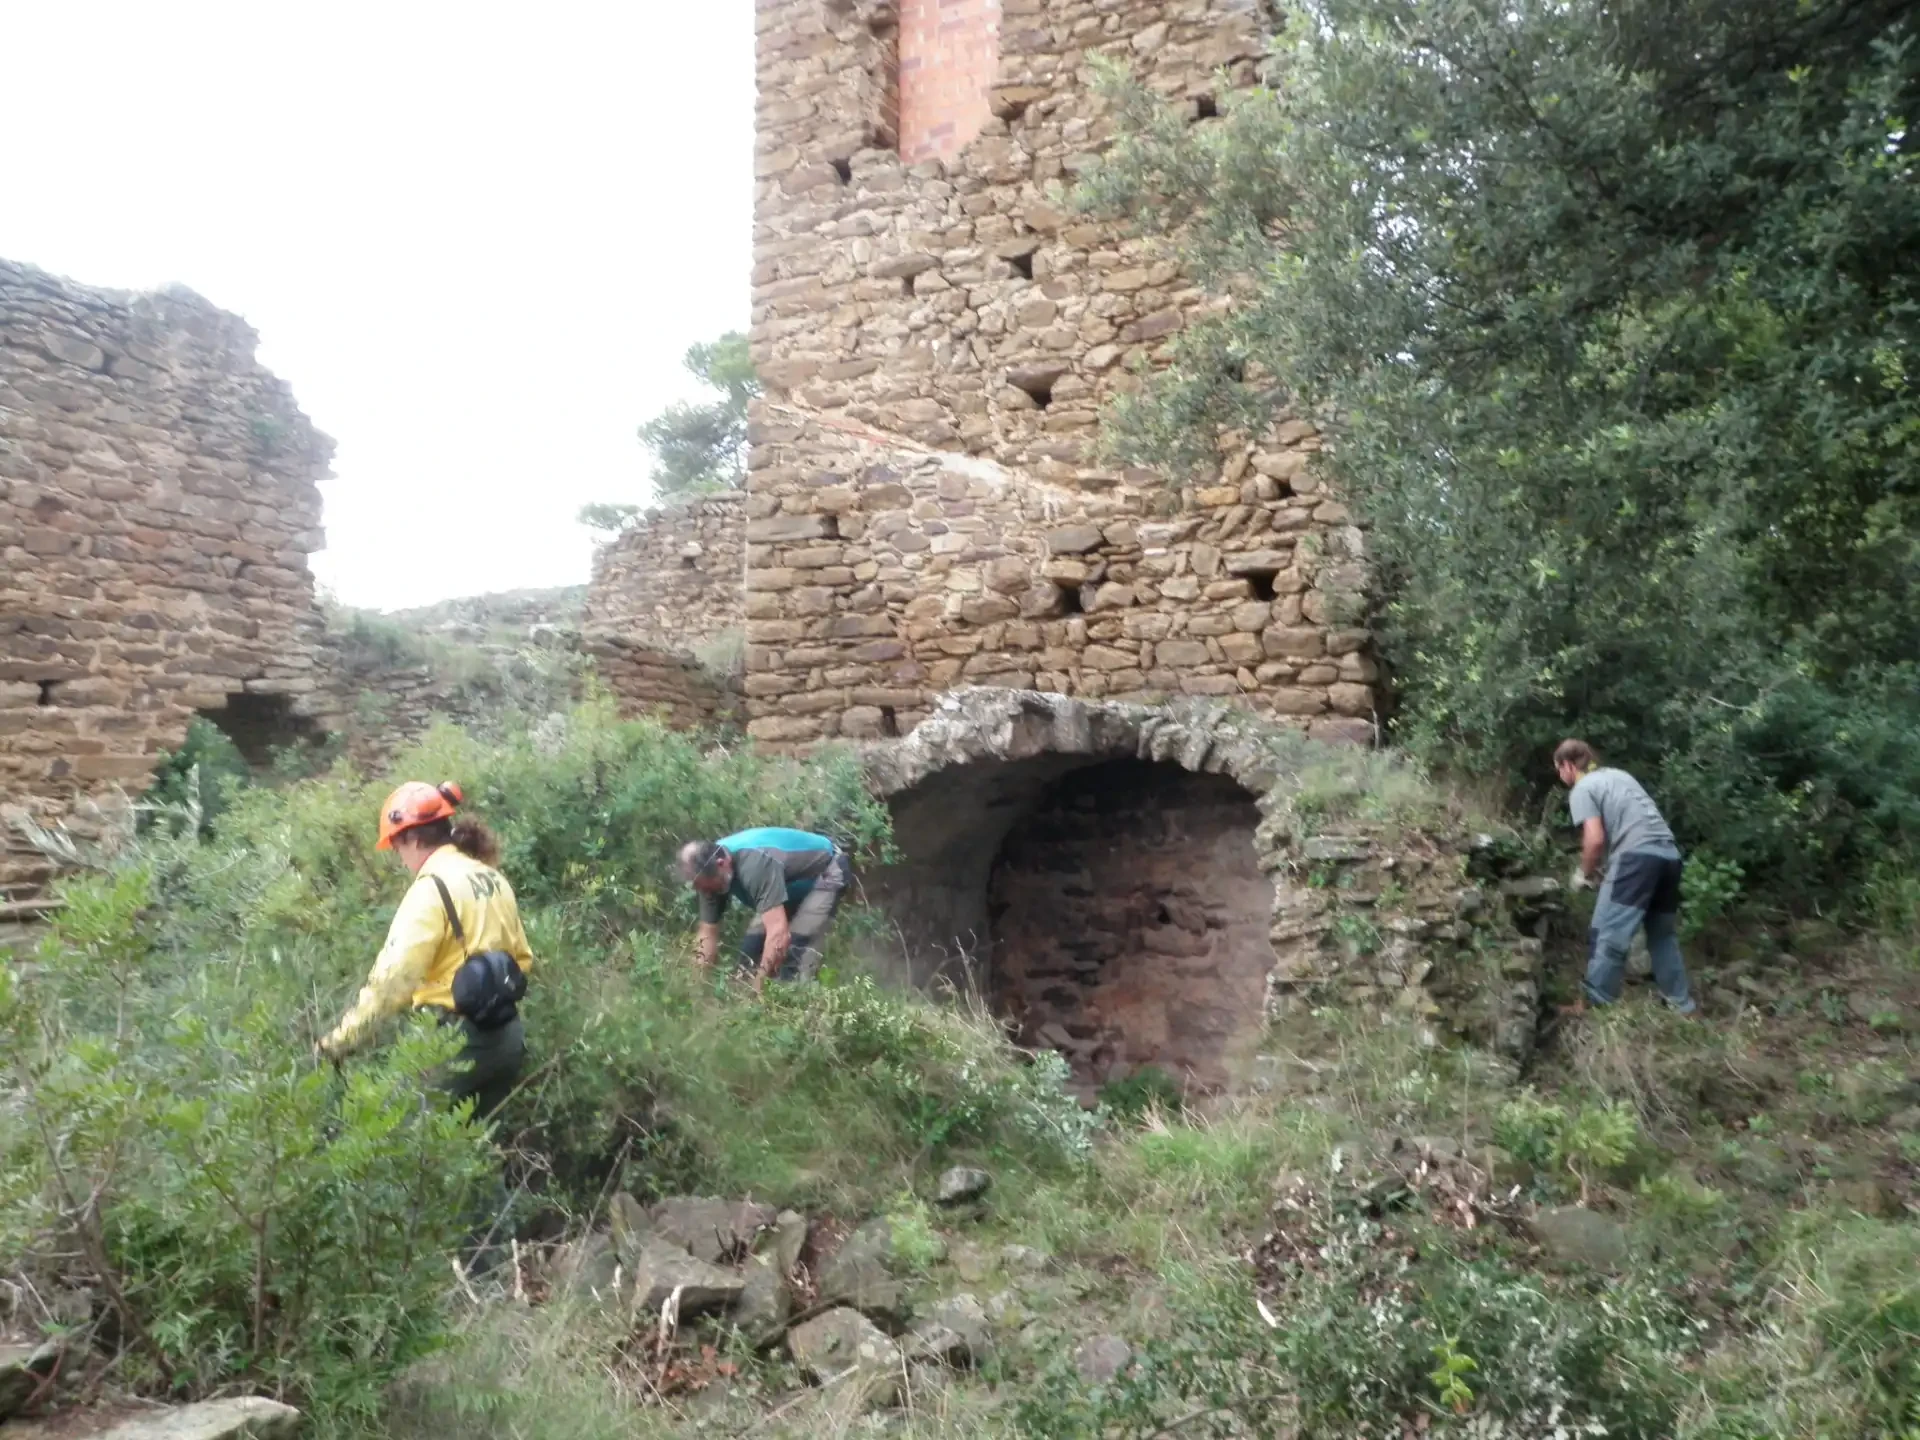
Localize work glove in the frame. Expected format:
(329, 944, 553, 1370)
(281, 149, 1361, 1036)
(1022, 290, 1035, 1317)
(1567, 866, 1594, 893)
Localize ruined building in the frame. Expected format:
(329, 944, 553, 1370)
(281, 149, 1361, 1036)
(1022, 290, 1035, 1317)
(572, 0, 1462, 1095)
(0, 260, 732, 898)
(5, 3, 1528, 1092)
(592, 0, 1379, 747)
(0, 260, 336, 895)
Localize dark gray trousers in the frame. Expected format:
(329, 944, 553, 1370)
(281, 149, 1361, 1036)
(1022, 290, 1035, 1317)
(438, 1013, 526, 1120)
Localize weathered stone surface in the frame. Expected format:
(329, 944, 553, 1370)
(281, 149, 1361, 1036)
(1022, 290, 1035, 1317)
(1073, 1334, 1134, 1385)
(1045, 524, 1107, 556)
(787, 1308, 904, 1409)
(860, 689, 1552, 1086)
(0, 260, 336, 896)
(0, 1340, 62, 1419)
(746, 513, 836, 543)
(95, 1398, 304, 1439)
(1302, 835, 1372, 862)
(817, 1218, 908, 1324)
(907, 1292, 992, 1366)
(935, 1166, 993, 1204)
(649, 1196, 778, 1264)
(628, 1235, 747, 1316)
(731, 1253, 794, 1334)
(589, 0, 1384, 751)
(583, 493, 744, 658)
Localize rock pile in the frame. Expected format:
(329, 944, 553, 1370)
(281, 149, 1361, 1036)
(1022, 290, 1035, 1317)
(554, 1190, 997, 1418)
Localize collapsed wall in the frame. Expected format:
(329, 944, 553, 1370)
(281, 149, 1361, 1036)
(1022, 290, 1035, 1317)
(0, 260, 334, 893)
(742, 0, 1381, 746)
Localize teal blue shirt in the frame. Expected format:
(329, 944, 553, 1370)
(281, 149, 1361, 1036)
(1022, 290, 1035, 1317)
(700, 828, 837, 923)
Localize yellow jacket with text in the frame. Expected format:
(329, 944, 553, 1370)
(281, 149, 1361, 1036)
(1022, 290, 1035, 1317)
(320, 845, 534, 1056)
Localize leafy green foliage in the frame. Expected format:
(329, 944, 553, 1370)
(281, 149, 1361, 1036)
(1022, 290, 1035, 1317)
(1080, 0, 1920, 900)
(145, 717, 254, 830)
(1, 863, 493, 1427)
(580, 331, 759, 529)
(1098, 1066, 1184, 1121)
(2, 701, 1094, 1431)
(1495, 1088, 1644, 1198)
(1014, 1216, 1694, 1437)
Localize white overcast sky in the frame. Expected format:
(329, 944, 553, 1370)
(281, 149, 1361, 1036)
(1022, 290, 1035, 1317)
(2, 3, 753, 610)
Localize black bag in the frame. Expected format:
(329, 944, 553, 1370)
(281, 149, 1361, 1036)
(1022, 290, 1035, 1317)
(430, 875, 527, 1030)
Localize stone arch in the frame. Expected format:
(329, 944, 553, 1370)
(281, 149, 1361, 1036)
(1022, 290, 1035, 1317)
(197, 690, 324, 770)
(863, 689, 1300, 1094)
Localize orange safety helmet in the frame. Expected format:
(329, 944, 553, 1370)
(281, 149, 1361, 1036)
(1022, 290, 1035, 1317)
(375, 780, 463, 850)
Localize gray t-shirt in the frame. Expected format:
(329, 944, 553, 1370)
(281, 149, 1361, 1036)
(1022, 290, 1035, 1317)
(1568, 767, 1679, 869)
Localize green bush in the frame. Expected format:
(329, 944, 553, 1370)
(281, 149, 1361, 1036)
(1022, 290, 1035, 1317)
(145, 717, 254, 831)
(1078, 0, 1920, 903)
(0, 863, 493, 1427)
(1098, 1066, 1185, 1122)
(2, 700, 1092, 1430)
(1015, 1216, 1694, 1438)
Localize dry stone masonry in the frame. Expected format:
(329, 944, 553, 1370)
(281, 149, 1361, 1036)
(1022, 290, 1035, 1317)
(582, 494, 746, 656)
(864, 690, 1546, 1094)
(0, 260, 334, 895)
(734, 0, 1382, 746)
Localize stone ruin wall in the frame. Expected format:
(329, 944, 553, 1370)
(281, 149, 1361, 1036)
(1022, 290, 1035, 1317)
(0, 259, 334, 895)
(1, 260, 739, 898)
(737, 0, 1383, 748)
(582, 494, 746, 657)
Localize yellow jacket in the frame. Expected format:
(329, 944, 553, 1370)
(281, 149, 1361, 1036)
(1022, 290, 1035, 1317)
(321, 845, 535, 1056)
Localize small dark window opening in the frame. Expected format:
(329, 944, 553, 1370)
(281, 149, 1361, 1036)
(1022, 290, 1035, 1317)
(1011, 372, 1056, 409)
(831, 157, 853, 184)
(680, 554, 698, 569)
(1246, 570, 1278, 602)
(1007, 250, 1035, 281)
(1055, 581, 1085, 614)
(1194, 93, 1219, 120)
(880, 705, 900, 738)
(36, 680, 58, 706)
(901, 277, 915, 298)
(1155, 902, 1173, 924)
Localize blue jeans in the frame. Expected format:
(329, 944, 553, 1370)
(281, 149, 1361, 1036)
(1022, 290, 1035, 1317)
(1586, 851, 1694, 1013)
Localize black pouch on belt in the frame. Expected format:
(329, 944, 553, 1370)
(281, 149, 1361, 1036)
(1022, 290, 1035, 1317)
(430, 875, 527, 1030)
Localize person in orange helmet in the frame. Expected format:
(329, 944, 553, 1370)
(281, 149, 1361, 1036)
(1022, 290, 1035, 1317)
(316, 781, 535, 1120)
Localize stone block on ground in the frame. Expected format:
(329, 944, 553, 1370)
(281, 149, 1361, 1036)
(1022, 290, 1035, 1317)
(817, 1217, 908, 1325)
(787, 1307, 904, 1410)
(730, 1253, 794, 1334)
(906, 1292, 992, 1367)
(1073, 1333, 1134, 1385)
(552, 1231, 622, 1301)
(649, 1195, 777, 1263)
(766, 1208, 809, 1274)
(934, 1166, 992, 1205)
(629, 1235, 746, 1317)
(1, 1339, 64, 1419)
(96, 1397, 304, 1439)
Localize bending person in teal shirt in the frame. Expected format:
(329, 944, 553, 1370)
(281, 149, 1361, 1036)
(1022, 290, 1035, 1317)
(678, 827, 851, 990)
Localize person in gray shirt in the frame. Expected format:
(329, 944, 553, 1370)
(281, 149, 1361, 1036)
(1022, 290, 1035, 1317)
(1554, 739, 1697, 1016)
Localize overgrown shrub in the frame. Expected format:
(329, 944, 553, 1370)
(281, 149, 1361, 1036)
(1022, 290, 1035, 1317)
(145, 717, 253, 830)
(1015, 1217, 1695, 1438)
(1078, 0, 1920, 903)
(1, 701, 1091, 1430)
(0, 863, 493, 1427)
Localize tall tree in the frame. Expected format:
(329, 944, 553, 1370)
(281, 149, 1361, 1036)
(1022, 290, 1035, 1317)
(578, 331, 759, 534)
(1081, 0, 1920, 891)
